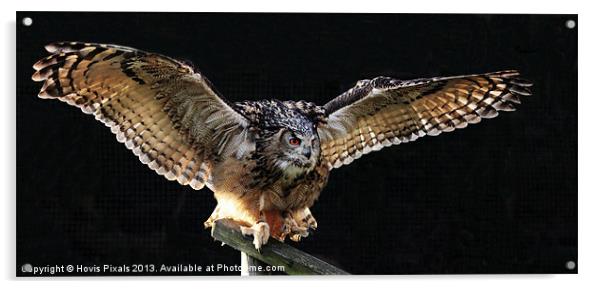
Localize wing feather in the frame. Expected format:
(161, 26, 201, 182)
(32, 42, 249, 189)
(319, 70, 532, 169)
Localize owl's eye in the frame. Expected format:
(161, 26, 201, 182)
(288, 136, 301, 146)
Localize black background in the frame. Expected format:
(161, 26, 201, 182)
(16, 12, 577, 275)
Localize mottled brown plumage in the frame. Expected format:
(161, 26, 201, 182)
(32, 42, 532, 249)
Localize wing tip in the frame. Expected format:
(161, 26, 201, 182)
(44, 42, 61, 53)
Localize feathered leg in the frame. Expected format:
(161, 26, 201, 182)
(294, 207, 317, 230)
(288, 207, 317, 241)
(262, 209, 312, 242)
(205, 198, 271, 251)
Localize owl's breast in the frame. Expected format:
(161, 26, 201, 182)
(207, 153, 330, 211)
(265, 160, 330, 210)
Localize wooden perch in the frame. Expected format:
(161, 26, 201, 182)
(211, 219, 349, 275)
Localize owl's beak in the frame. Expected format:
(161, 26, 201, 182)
(302, 146, 312, 159)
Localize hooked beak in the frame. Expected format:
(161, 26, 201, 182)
(302, 146, 312, 159)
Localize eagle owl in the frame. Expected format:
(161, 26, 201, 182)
(32, 42, 532, 249)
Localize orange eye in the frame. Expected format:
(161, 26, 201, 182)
(288, 137, 301, 146)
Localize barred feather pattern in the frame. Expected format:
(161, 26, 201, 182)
(32, 42, 249, 190)
(318, 70, 533, 169)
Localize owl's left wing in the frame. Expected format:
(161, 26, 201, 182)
(318, 70, 532, 169)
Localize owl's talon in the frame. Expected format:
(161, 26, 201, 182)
(240, 221, 270, 250)
(305, 215, 318, 230)
(281, 211, 310, 242)
(277, 222, 292, 242)
(204, 205, 222, 229)
(290, 234, 301, 242)
(289, 228, 309, 242)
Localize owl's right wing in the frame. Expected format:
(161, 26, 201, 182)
(32, 42, 250, 190)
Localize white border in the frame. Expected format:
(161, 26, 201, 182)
(2, 0, 598, 288)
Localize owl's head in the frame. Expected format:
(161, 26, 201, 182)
(252, 100, 322, 179)
(275, 126, 320, 171)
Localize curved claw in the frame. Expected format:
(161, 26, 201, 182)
(306, 215, 318, 230)
(240, 221, 270, 250)
(289, 228, 309, 242)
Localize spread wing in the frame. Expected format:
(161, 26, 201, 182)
(318, 70, 532, 169)
(32, 42, 250, 190)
